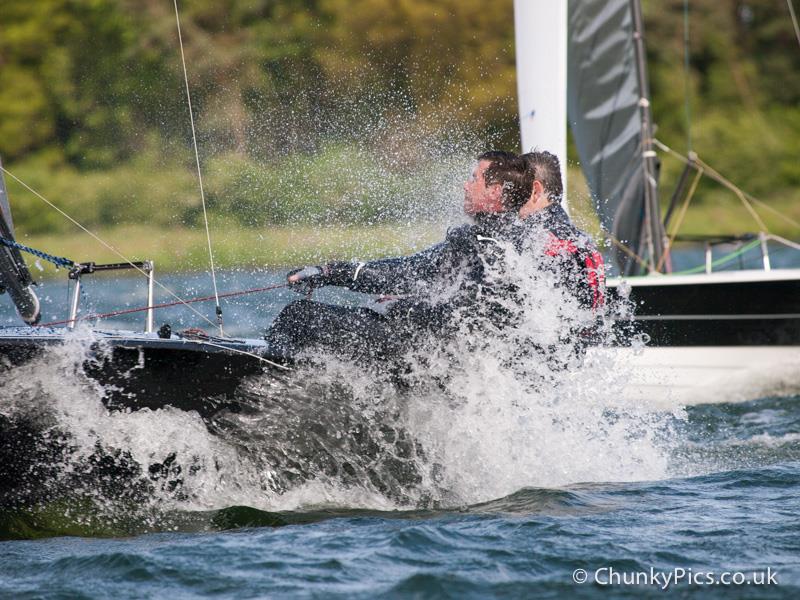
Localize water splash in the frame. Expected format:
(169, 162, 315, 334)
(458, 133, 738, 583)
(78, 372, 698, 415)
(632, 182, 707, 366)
(0, 229, 686, 522)
(0, 154, 689, 532)
(391, 235, 677, 503)
(200, 231, 679, 509)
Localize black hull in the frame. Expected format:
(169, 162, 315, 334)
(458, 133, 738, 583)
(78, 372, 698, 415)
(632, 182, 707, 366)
(0, 328, 432, 515)
(608, 272, 800, 347)
(0, 328, 290, 510)
(0, 328, 286, 418)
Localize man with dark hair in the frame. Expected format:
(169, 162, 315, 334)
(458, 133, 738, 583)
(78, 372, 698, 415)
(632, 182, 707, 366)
(476, 150, 536, 212)
(520, 151, 605, 311)
(520, 150, 564, 211)
(265, 151, 534, 362)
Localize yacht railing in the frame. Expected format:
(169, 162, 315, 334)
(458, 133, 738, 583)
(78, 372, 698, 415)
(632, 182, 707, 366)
(68, 261, 155, 332)
(662, 234, 800, 276)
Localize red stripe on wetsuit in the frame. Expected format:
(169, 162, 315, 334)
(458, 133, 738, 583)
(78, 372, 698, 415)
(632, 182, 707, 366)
(545, 233, 605, 310)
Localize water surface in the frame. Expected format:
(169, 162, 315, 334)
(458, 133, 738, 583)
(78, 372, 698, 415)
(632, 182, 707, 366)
(1, 269, 799, 598)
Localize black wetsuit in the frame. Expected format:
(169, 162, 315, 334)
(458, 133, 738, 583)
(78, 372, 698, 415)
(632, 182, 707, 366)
(266, 213, 523, 361)
(266, 205, 605, 363)
(516, 202, 605, 312)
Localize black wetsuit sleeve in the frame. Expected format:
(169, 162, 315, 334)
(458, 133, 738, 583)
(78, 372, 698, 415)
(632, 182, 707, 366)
(323, 225, 473, 295)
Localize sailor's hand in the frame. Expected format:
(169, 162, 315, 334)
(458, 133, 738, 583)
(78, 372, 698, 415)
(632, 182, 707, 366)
(287, 265, 327, 294)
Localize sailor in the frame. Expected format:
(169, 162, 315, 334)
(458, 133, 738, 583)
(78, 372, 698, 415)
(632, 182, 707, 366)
(519, 150, 605, 312)
(265, 151, 535, 362)
(510, 150, 606, 368)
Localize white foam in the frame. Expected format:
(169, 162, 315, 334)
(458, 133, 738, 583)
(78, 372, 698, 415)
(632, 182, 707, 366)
(1, 209, 683, 514)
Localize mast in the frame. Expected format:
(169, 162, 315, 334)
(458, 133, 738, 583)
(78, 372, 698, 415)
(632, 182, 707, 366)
(0, 156, 41, 325)
(629, 0, 668, 273)
(514, 0, 568, 212)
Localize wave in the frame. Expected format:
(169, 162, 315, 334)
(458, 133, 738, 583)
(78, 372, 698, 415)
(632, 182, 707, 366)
(16, 248, 800, 538)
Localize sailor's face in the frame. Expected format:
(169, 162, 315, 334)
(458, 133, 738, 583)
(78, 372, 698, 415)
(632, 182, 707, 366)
(463, 160, 503, 216)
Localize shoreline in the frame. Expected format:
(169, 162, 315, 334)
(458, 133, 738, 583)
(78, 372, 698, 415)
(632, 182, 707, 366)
(17, 223, 450, 280)
(14, 204, 800, 281)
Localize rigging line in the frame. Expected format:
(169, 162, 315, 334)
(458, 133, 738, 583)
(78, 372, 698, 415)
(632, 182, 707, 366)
(653, 139, 800, 228)
(38, 282, 290, 328)
(607, 235, 651, 272)
(184, 339, 291, 371)
(0, 165, 218, 330)
(652, 139, 782, 232)
(670, 238, 762, 275)
(655, 166, 704, 273)
(766, 233, 800, 251)
(748, 195, 800, 230)
(692, 156, 770, 233)
(668, 168, 704, 239)
(173, 0, 223, 337)
(653, 138, 800, 229)
(0, 236, 74, 268)
(682, 0, 693, 152)
(788, 0, 800, 50)
(38, 283, 294, 371)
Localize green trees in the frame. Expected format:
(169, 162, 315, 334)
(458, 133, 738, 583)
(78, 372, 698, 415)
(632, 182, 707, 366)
(645, 0, 800, 207)
(0, 0, 797, 234)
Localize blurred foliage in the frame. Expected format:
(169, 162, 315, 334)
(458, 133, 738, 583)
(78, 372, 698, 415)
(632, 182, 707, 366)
(0, 0, 798, 236)
(644, 0, 800, 213)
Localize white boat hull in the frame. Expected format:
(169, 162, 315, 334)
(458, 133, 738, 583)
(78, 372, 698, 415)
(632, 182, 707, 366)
(596, 269, 800, 408)
(592, 346, 800, 409)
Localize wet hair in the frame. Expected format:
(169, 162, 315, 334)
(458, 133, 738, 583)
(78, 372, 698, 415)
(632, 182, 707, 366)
(478, 150, 534, 211)
(521, 150, 564, 202)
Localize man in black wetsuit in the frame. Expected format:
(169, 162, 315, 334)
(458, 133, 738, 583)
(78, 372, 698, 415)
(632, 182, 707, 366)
(512, 150, 606, 364)
(265, 151, 534, 362)
(518, 151, 605, 312)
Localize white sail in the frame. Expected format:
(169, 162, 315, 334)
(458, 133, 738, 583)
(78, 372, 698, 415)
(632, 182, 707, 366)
(513, 0, 568, 208)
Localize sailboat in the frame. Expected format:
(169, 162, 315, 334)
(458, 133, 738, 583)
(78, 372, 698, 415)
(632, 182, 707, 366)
(0, 0, 296, 419)
(515, 0, 800, 406)
(2, 1, 798, 416)
(0, 159, 289, 418)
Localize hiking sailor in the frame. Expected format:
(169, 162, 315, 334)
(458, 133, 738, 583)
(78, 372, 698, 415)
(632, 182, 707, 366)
(519, 150, 606, 312)
(506, 151, 607, 369)
(265, 151, 535, 362)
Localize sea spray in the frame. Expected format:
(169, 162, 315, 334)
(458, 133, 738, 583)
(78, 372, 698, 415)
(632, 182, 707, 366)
(0, 140, 683, 523)
(0, 330, 261, 523)
(202, 228, 682, 509)
(394, 233, 679, 503)
(0, 230, 684, 523)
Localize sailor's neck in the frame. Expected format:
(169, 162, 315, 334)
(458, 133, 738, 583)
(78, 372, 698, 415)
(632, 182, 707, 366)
(474, 211, 517, 230)
(526, 201, 566, 224)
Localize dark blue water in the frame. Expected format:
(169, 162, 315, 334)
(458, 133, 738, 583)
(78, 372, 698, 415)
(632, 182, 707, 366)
(2, 268, 800, 598)
(1, 404, 799, 598)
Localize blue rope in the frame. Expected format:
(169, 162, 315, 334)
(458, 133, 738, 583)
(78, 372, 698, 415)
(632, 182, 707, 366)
(0, 236, 74, 268)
